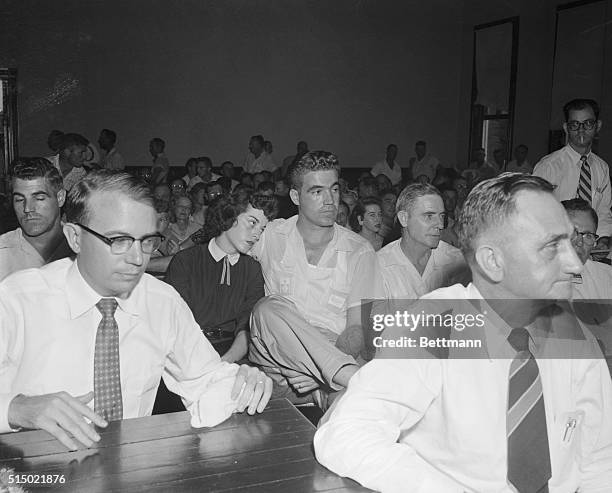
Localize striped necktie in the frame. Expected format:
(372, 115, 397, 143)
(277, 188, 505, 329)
(506, 328, 551, 492)
(94, 298, 123, 421)
(576, 155, 592, 204)
(220, 255, 231, 285)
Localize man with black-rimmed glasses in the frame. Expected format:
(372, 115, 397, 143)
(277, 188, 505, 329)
(0, 170, 272, 451)
(534, 98, 612, 251)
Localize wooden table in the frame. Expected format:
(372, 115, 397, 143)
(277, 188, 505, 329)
(0, 398, 371, 492)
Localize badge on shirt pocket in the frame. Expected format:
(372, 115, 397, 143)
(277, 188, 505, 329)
(328, 294, 345, 309)
(280, 277, 292, 295)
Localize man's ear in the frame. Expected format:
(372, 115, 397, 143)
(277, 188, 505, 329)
(474, 244, 504, 283)
(597, 119, 603, 133)
(289, 188, 300, 206)
(397, 210, 408, 228)
(562, 122, 568, 138)
(63, 223, 81, 254)
(56, 188, 66, 208)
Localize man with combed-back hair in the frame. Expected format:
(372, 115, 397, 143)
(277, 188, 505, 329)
(315, 172, 612, 492)
(0, 157, 72, 281)
(377, 182, 469, 299)
(534, 98, 612, 249)
(248, 150, 382, 409)
(0, 170, 273, 451)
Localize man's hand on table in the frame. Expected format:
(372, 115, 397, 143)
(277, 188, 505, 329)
(7, 391, 107, 451)
(231, 365, 273, 415)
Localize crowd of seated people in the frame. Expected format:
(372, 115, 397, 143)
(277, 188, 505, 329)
(1, 98, 612, 491)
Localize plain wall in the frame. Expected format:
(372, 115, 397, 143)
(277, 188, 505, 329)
(0, 0, 465, 168)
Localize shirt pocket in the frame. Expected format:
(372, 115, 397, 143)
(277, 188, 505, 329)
(551, 410, 584, 483)
(270, 261, 294, 296)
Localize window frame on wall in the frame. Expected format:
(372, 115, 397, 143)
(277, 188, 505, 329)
(0, 68, 19, 193)
(468, 16, 519, 169)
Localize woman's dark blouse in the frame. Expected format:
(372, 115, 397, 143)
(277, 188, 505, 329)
(165, 243, 264, 334)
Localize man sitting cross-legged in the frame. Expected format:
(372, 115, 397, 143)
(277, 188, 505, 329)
(165, 191, 278, 363)
(248, 151, 381, 408)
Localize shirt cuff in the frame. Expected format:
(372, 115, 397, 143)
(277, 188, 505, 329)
(189, 363, 240, 428)
(0, 392, 21, 434)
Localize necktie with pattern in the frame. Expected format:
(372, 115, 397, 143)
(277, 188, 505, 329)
(94, 298, 123, 421)
(506, 327, 551, 492)
(577, 155, 592, 204)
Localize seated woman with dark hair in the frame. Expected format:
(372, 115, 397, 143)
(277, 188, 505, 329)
(349, 197, 384, 251)
(165, 191, 278, 363)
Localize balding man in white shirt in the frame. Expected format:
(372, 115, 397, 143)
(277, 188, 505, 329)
(377, 183, 469, 299)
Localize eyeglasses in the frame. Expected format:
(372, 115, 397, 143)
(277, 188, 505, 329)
(571, 229, 599, 246)
(566, 119, 597, 131)
(76, 223, 165, 254)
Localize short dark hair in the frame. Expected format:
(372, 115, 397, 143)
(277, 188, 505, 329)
(65, 170, 153, 225)
(457, 172, 554, 262)
(150, 137, 165, 151)
(515, 144, 528, 151)
(101, 129, 117, 146)
(10, 157, 63, 193)
(60, 133, 89, 152)
(189, 182, 206, 199)
(415, 140, 426, 147)
(47, 130, 64, 152)
(196, 156, 212, 168)
(257, 181, 275, 194)
(250, 135, 265, 147)
(387, 144, 397, 151)
(562, 198, 598, 230)
(349, 197, 381, 233)
(563, 98, 600, 121)
(200, 191, 278, 242)
(185, 157, 197, 170)
(288, 150, 340, 190)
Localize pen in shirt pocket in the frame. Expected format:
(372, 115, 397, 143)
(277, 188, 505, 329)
(563, 418, 577, 443)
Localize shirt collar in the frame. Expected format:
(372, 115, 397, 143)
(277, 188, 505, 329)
(208, 237, 240, 265)
(463, 284, 533, 359)
(65, 259, 140, 319)
(565, 144, 591, 163)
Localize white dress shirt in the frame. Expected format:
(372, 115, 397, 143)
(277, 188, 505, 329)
(0, 228, 45, 281)
(410, 155, 440, 182)
(244, 152, 276, 174)
(250, 217, 381, 336)
(371, 160, 402, 185)
(571, 259, 612, 357)
(377, 239, 468, 298)
(506, 159, 532, 174)
(100, 147, 125, 170)
(533, 145, 612, 237)
(315, 283, 612, 493)
(0, 258, 241, 433)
